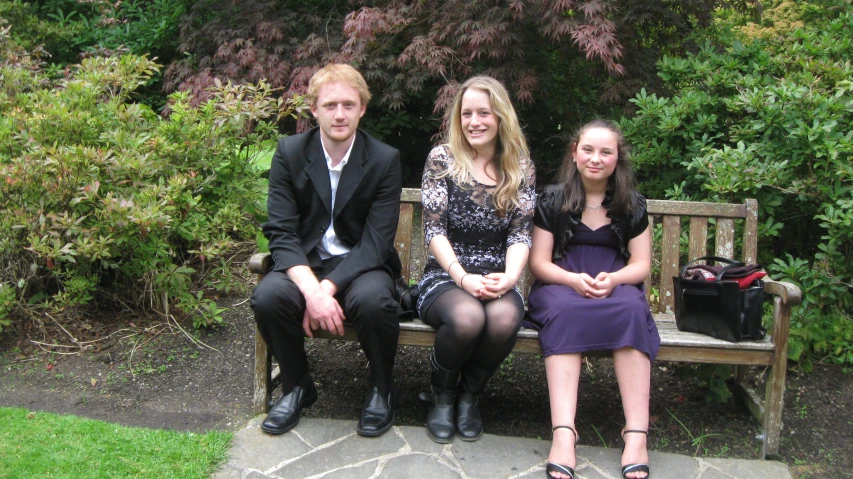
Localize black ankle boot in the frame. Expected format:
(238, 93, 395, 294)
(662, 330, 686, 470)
(418, 352, 460, 444)
(456, 362, 496, 441)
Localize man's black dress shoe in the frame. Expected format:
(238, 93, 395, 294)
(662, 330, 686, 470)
(356, 387, 394, 437)
(260, 382, 317, 435)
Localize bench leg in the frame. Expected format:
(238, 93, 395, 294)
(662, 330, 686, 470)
(731, 365, 765, 431)
(731, 295, 792, 459)
(253, 324, 272, 415)
(763, 359, 785, 458)
(763, 296, 792, 458)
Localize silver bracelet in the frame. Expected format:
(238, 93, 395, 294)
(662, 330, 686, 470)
(447, 260, 459, 274)
(459, 273, 471, 287)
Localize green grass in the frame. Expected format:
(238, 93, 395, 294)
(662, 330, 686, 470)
(0, 407, 231, 479)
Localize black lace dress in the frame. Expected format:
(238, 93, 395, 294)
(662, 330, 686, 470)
(416, 145, 536, 316)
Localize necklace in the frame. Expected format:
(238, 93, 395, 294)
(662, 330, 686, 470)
(585, 203, 603, 211)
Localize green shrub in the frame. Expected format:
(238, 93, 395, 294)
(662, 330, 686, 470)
(74, 0, 186, 58)
(2, 0, 188, 112)
(0, 27, 303, 330)
(0, 0, 94, 65)
(621, 0, 853, 366)
(0, 283, 13, 333)
(1, 0, 186, 64)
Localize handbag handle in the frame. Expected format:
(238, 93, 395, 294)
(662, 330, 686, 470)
(679, 256, 745, 281)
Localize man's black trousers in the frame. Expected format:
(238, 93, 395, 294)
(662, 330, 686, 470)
(250, 258, 399, 397)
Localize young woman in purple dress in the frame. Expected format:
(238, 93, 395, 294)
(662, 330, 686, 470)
(527, 120, 658, 479)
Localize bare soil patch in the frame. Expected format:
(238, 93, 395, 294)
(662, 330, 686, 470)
(1, 294, 850, 478)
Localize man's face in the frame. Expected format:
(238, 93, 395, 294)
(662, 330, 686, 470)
(310, 81, 366, 147)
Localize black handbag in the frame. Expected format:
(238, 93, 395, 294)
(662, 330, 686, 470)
(394, 276, 420, 322)
(673, 256, 766, 342)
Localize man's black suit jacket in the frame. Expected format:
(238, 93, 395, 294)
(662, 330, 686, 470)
(262, 127, 403, 291)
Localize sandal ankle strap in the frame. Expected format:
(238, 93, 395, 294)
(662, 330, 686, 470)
(622, 429, 648, 437)
(551, 425, 579, 444)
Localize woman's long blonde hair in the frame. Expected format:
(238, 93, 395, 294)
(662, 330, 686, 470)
(441, 76, 530, 216)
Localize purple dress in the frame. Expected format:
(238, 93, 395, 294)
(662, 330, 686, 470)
(525, 222, 660, 360)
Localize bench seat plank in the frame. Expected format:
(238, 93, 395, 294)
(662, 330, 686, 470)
(308, 321, 776, 366)
(654, 317, 774, 351)
(310, 317, 775, 353)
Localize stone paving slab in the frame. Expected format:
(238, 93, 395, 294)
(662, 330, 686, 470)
(213, 416, 791, 479)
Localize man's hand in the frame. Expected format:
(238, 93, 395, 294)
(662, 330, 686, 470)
(319, 279, 338, 297)
(303, 285, 345, 337)
(302, 310, 321, 338)
(288, 266, 345, 337)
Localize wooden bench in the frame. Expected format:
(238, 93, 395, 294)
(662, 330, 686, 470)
(248, 188, 802, 458)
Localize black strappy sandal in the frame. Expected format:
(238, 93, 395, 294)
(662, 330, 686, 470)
(621, 429, 650, 479)
(545, 425, 578, 479)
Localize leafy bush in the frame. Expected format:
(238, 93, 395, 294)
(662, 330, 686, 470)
(1, 0, 187, 63)
(0, 27, 303, 330)
(0, 0, 97, 65)
(75, 0, 187, 59)
(621, 0, 853, 366)
(0, 283, 13, 333)
(2, 0, 188, 112)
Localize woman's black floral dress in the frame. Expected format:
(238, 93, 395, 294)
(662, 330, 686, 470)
(416, 145, 536, 315)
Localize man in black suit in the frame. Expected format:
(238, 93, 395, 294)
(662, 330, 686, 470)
(251, 64, 401, 437)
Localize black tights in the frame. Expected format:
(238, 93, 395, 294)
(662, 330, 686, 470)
(421, 287, 524, 371)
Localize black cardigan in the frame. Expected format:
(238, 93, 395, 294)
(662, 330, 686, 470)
(533, 185, 649, 261)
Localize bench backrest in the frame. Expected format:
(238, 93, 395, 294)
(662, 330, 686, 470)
(394, 188, 758, 314)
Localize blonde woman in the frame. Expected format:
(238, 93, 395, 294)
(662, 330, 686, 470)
(417, 76, 536, 443)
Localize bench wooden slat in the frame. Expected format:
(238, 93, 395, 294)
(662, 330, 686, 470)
(647, 199, 746, 218)
(654, 317, 773, 351)
(689, 217, 708, 263)
(660, 215, 681, 314)
(402, 188, 421, 203)
(403, 189, 752, 219)
(644, 214, 655, 301)
(502, 341, 773, 364)
(310, 327, 776, 365)
(396, 318, 773, 351)
(716, 218, 735, 259)
(518, 266, 533, 298)
(744, 199, 759, 264)
(396, 203, 414, 282)
(308, 327, 775, 364)
(410, 212, 425, 285)
(657, 347, 773, 365)
(311, 317, 775, 354)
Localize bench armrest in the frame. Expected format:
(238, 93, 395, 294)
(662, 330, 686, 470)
(763, 277, 803, 306)
(249, 253, 272, 275)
